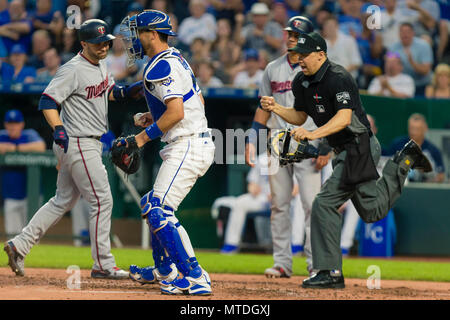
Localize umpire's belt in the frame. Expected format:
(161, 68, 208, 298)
(168, 131, 210, 144)
(332, 130, 373, 155)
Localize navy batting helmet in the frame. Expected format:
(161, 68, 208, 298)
(78, 19, 116, 44)
(284, 16, 314, 34)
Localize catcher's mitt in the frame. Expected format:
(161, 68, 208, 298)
(269, 129, 319, 166)
(111, 135, 141, 174)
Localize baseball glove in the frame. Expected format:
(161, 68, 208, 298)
(110, 135, 141, 174)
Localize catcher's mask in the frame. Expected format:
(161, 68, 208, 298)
(269, 129, 318, 166)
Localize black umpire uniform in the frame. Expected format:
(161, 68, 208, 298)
(287, 32, 432, 288)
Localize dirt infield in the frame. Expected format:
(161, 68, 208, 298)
(1, 268, 449, 300)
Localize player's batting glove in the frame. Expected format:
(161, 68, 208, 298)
(54, 125, 69, 153)
(126, 80, 144, 100)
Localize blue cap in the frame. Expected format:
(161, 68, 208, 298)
(10, 44, 26, 55)
(245, 48, 259, 61)
(4, 109, 24, 123)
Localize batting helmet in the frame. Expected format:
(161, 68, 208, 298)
(78, 19, 116, 44)
(284, 16, 315, 34)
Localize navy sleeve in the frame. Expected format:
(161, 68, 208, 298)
(292, 74, 305, 111)
(428, 145, 445, 173)
(38, 94, 59, 110)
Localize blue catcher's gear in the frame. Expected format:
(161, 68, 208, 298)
(120, 10, 177, 65)
(143, 200, 202, 279)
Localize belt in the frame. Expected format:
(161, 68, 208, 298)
(168, 131, 210, 144)
(333, 130, 373, 155)
(73, 136, 102, 141)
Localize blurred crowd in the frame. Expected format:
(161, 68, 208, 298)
(0, 0, 449, 98)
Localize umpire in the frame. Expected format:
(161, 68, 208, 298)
(261, 32, 432, 289)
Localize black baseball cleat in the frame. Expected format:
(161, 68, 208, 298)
(393, 139, 432, 173)
(302, 270, 345, 289)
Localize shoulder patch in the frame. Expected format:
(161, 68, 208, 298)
(146, 59, 171, 82)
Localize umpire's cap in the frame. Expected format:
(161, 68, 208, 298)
(78, 19, 116, 44)
(288, 32, 327, 54)
(284, 16, 315, 34)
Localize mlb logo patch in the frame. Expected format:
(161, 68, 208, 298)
(336, 91, 350, 103)
(97, 26, 105, 34)
(316, 105, 325, 113)
(298, 38, 306, 44)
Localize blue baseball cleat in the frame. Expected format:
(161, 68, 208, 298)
(160, 268, 212, 296)
(129, 263, 178, 285)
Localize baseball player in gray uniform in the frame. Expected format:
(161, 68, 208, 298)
(4, 19, 143, 279)
(245, 16, 330, 277)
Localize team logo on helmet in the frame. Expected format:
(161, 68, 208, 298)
(98, 26, 105, 34)
(293, 20, 303, 28)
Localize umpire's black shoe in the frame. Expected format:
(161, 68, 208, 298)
(393, 139, 432, 174)
(302, 270, 345, 289)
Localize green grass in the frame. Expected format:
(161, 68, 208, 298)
(1, 244, 450, 282)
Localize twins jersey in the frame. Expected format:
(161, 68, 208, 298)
(43, 52, 115, 137)
(143, 47, 208, 143)
(259, 54, 317, 131)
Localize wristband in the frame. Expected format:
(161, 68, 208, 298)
(246, 121, 268, 146)
(145, 122, 163, 140)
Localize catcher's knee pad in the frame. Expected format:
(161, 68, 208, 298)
(141, 195, 174, 219)
(140, 190, 154, 209)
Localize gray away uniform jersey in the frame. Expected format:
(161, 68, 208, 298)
(43, 53, 115, 137)
(11, 52, 119, 273)
(259, 54, 317, 131)
(259, 54, 321, 276)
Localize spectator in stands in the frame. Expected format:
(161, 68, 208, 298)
(187, 37, 211, 67)
(105, 33, 135, 84)
(233, 48, 263, 89)
(35, 47, 60, 83)
(322, 15, 362, 79)
(27, 29, 51, 69)
(389, 22, 433, 96)
(210, 18, 241, 70)
(0, 109, 46, 236)
(367, 51, 415, 98)
(425, 63, 450, 99)
(59, 27, 81, 65)
(437, 0, 450, 64)
(396, 0, 440, 44)
(32, 0, 64, 46)
(284, 0, 308, 18)
(209, 0, 244, 28)
(357, 12, 384, 88)
(385, 113, 446, 183)
(178, 0, 217, 47)
(0, 0, 33, 54)
(337, 0, 363, 39)
(235, 2, 283, 61)
(196, 59, 224, 90)
(380, 0, 405, 49)
(7, 44, 36, 83)
(272, 1, 289, 30)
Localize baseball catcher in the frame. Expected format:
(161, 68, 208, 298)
(111, 135, 141, 174)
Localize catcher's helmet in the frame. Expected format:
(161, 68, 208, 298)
(78, 19, 115, 44)
(134, 10, 177, 36)
(284, 16, 314, 34)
